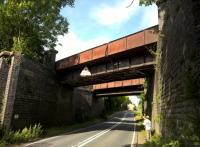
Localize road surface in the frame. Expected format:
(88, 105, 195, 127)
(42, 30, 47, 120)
(25, 111, 136, 147)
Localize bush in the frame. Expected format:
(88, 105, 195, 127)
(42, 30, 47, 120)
(1, 124, 43, 144)
(144, 135, 180, 147)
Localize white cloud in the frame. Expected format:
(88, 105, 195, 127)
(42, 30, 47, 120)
(91, 0, 140, 26)
(55, 32, 110, 60)
(91, 0, 158, 28)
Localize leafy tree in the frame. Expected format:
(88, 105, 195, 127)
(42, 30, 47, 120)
(104, 96, 132, 112)
(0, 0, 74, 61)
(128, 0, 167, 7)
(139, 0, 156, 6)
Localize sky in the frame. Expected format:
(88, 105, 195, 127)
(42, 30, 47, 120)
(129, 96, 140, 107)
(55, 0, 158, 60)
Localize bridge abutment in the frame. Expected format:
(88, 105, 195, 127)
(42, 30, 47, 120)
(0, 51, 76, 129)
(155, 0, 200, 143)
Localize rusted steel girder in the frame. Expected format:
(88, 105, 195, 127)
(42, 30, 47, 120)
(95, 91, 143, 97)
(93, 78, 145, 90)
(56, 25, 158, 71)
(93, 84, 144, 97)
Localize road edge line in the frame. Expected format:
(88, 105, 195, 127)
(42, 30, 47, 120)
(131, 114, 136, 147)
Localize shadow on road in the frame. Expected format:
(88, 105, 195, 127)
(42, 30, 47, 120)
(26, 111, 146, 147)
(63, 111, 144, 135)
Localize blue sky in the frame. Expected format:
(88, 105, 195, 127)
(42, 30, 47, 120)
(56, 0, 158, 60)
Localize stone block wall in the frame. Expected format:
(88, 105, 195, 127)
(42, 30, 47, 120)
(0, 59, 8, 101)
(0, 59, 9, 125)
(0, 53, 104, 129)
(144, 73, 154, 118)
(0, 53, 75, 129)
(73, 87, 93, 121)
(1, 54, 21, 128)
(157, 0, 200, 141)
(10, 55, 58, 129)
(73, 86, 104, 122)
(56, 85, 74, 125)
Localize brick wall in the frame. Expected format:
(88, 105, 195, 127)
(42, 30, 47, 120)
(157, 0, 200, 141)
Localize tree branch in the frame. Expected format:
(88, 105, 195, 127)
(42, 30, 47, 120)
(126, 0, 135, 8)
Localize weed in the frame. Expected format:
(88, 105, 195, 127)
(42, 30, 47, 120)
(144, 134, 180, 147)
(0, 123, 43, 144)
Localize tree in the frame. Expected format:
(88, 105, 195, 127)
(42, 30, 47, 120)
(127, 0, 163, 7)
(139, 0, 156, 6)
(0, 0, 74, 61)
(104, 96, 132, 112)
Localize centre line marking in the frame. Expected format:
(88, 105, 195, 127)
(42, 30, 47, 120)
(131, 113, 136, 147)
(72, 112, 128, 147)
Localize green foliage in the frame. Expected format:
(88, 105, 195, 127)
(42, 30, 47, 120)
(149, 47, 161, 72)
(0, 0, 74, 60)
(144, 135, 180, 147)
(11, 37, 40, 61)
(137, 93, 145, 115)
(154, 114, 161, 123)
(104, 96, 132, 112)
(139, 0, 167, 6)
(138, 93, 145, 102)
(0, 140, 6, 147)
(1, 124, 43, 144)
(139, 0, 156, 6)
(135, 102, 143, 116)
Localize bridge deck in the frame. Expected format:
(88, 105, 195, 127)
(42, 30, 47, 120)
(56, 26, 158, 87)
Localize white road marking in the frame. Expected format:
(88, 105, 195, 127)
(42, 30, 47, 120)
(25, 111, 128, 147)
(25, 135, 61, 147)
(131, 115, 136, 147)
(25, 122, 105, 147)
(71, 112, 128, 147)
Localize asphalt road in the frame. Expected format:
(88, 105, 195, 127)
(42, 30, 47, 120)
(24, 111, 136, 147)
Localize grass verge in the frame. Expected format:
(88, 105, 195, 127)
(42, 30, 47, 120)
(0, 115, 107, 146)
